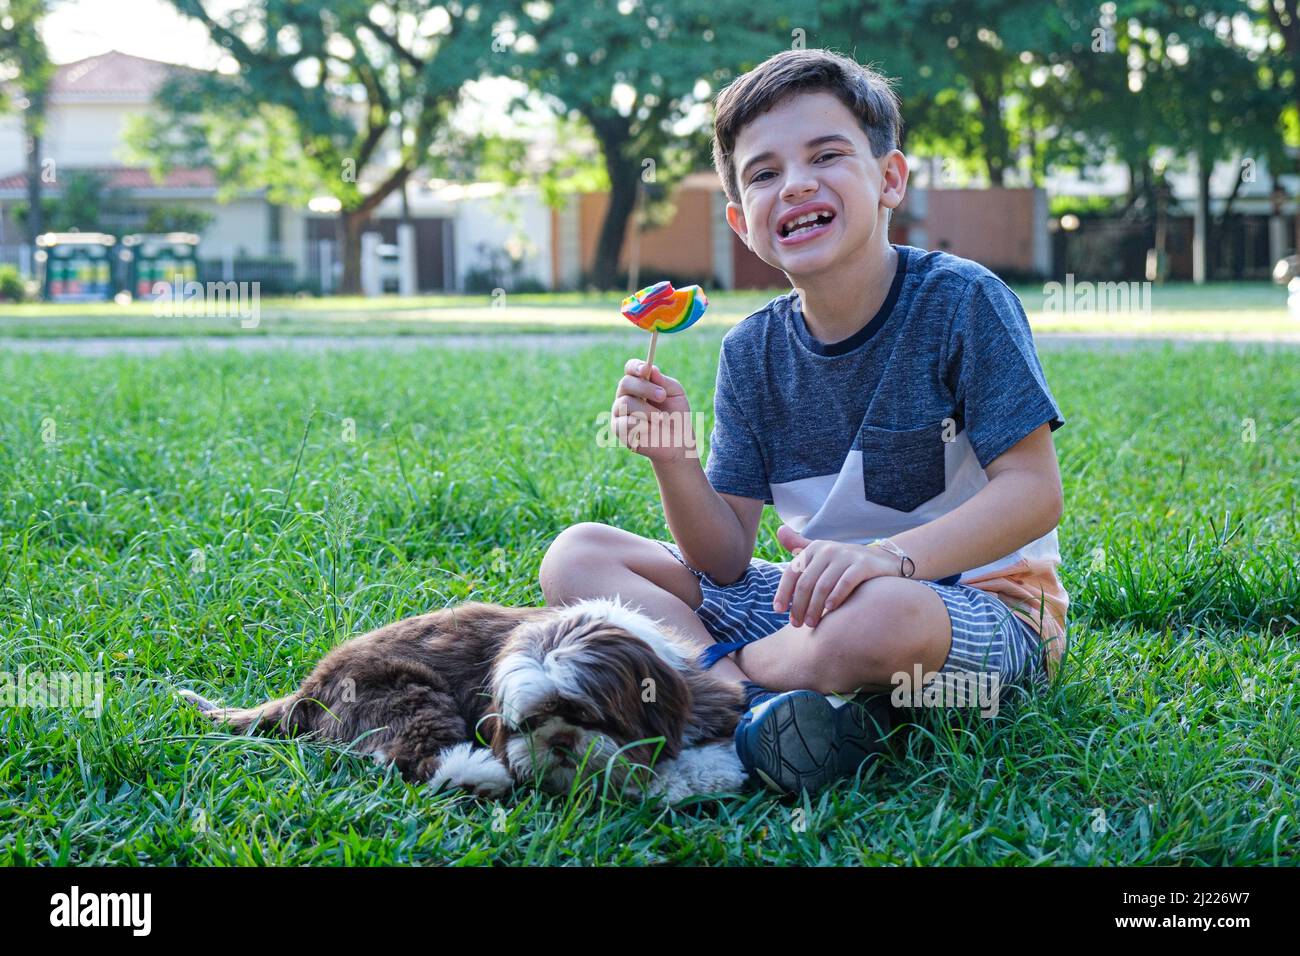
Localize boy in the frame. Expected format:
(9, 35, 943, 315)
(539, 48, 1069, 795)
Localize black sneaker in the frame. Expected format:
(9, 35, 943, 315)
(734, 688, 893, 794)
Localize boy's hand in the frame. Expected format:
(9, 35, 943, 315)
(611, 359, 696, 464)
(773, 525, 899, 629)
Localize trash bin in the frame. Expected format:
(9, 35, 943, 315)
(35, 232, 117, 302)
(120, 233, 200, 300)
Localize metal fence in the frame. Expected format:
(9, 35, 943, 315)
(0, 244, 32, 275)
(195, 240, 340, 295)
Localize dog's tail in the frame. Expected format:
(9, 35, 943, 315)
(178, 688, 300, 734)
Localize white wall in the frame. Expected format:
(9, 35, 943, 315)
(0, 101, 155, 173)
(0, 112, 27, 175)
(187, 198, 270, 257)
(280, 206, 310, 274)
(48, 101, 154, 167)
(452, 185, 553, 291)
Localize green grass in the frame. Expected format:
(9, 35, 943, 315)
(0, 334, 1296, 865)
(1, 281, 1297, 338)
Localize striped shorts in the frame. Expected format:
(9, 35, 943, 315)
(658, 541, 1048, 693)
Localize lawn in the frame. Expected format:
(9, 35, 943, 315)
(1, 281, 1297, 339)
(0, 334, 1296, 865)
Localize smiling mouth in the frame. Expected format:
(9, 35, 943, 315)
(778, 211, 836, 242)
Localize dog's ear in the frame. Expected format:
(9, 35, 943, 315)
(634, 651, 692, 760)
(682, 670, 745, 743)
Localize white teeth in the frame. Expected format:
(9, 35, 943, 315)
(781, 211, 833, 236)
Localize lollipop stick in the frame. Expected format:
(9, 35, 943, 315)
(641, 330, 659, 380)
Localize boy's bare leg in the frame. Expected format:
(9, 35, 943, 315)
(539, 522, 750, 686)
(735, 576, 952, 695)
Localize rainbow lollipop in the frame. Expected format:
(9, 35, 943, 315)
(620, 280, 708, 379)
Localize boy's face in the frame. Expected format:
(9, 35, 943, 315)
(725, 90, 907, 280)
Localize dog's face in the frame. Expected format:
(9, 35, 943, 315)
(486, 599, 695, 794)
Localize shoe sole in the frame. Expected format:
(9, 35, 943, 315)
(745, 691, 892, 795)
(832, 692, 893, 771)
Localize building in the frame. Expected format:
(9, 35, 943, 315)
(0, 52, 286, 276)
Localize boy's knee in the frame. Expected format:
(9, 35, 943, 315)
(544, 521, 621, 561)
(539, 522, 615, 600)
(804, 579, 949, 691)
(539, 523, 704, 614)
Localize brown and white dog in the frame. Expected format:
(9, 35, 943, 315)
(179, 598, 750, 803)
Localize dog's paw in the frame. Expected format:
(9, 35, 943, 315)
(177, 688, 221, 714)
(648, 742, 749, 804)
(428, 743, 513, 799)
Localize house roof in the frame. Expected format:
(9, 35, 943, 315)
(0, 166, 218, 195)
(48, 50, 187, 101)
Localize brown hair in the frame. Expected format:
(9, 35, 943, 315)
(711, 48, 903, 208)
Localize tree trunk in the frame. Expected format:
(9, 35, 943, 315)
(974, 80, 1009, 188)
(1293, 148, 1300, 258)
(24, 108, 44, 250)
(340, 210, 367, 295)
(590, 146, 640, 290)
(335, 165, 411, 295)
(1216, 161, 1250, 279)
(985, 155, 1006, 189)
(1193, 149, 1211, 284)
(1154, 185, 1169, 284)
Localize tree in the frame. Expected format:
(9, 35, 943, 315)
(1165, 4, 1283, 279)
(134, 0, 511, 293)
(505, 0, 782, 288)
(422, 108, 607, 208)
(1048, 2, 1283, 279)
(1250, 0, 1300, 251)
(811, 0, 1079, 187)
(0, 0, 54, 254)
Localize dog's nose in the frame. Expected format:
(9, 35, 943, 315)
(549, 732, 576, 753)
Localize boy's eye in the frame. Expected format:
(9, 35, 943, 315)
(750, 152, 841, 184)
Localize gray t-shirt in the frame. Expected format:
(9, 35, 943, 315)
(704, 243, 1065, 583)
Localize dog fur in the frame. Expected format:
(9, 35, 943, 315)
(179, 597, 749, 802)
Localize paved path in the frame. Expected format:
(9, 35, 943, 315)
(0, 332, 644, 357)
(0, 330, 1297, 358)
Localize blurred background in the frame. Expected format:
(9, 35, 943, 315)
(0, 0, 1293, 304)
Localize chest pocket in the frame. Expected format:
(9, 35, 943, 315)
(857, 420, 947, 513)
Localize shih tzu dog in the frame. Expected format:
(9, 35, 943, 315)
(179, 598, 749, 803)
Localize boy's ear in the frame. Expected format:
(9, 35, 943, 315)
(725, 201, 751, 249)
(880, 149, 909, 211)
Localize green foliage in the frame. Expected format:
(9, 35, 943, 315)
(13, 169, 130, 234)
(141, 204, 215, 236)
(134, 1, 511, 216)
(805, 1, 1285, 192)
(505, 0, 783, 281)
(1049, 194, 1125, 219)
(0, 0, 54, 121)
(425, 111, 609, 210)
(1051, 2, 1284, 180)
(123, 101, 325, 208)
(0, 264, 26, 301)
